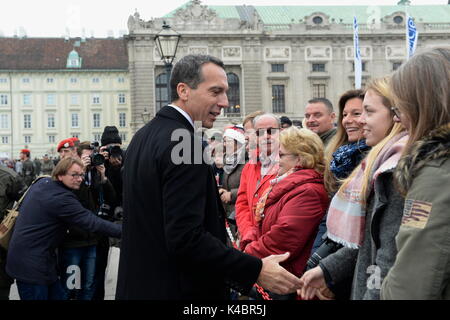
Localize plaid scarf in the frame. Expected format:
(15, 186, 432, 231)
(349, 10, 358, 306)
(254, 166, 301, 224)
(326, 132, 408, 248)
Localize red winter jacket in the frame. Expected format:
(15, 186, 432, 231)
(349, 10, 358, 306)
(235, 160, 277, 244)
(242, 169, 329, 277)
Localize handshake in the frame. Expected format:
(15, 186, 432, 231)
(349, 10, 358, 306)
(257, 252, 334, 300)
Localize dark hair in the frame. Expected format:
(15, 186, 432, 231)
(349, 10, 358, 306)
(280, 116, 292, 126)
(170, 54, 225, 102)
(307, 98, 334, 114)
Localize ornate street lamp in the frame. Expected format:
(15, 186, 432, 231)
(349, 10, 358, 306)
(154, 21, 181, 103)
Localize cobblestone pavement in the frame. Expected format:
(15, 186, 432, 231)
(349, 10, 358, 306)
(9, 247, 120, 300)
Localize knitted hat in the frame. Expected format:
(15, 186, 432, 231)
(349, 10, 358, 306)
(223, 125, 245, 145)
(57, 138, 76, 152)
(101, 126, 122, 146)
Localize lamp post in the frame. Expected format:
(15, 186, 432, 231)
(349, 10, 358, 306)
(154, 21, 181, 104)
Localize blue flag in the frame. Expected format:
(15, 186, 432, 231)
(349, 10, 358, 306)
(407, 15, 419, 59)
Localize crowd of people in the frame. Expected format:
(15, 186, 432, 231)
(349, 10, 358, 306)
(0, 47, 448, 300)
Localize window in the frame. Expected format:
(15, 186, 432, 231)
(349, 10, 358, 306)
(393, 62, 402, 71)
(71, 94, 79, 105)
(313, 16, 323, 25)
(47, 78, 54, 84)
(272, 85, 285, 113)
(393, 16, 404, 24)
(48, 135, 55, 143)
(271, 64, 285, 72)
(47, 114, 55, 128)
(118, 93, 126, 104)
(71, 133, 79, 139)
(93, 113, 101, 128)
(0, 114, 8, 129)
(119, 113, 126, 128)
(0, 78, 7, 83)
(0, 94, 8, 105)
(93, 133, 102, 142)
(312, 63, 326, 72)
(225, 73, 240, 115)
(71, 113, 79, 128)
(22, 78, 30, 84)
(1, 136, 8, 144)
(155, 73, 169, 112)
(24, 114, 32, 129)
(24, 135, 31, 144)
(119, 133, 127, 142)
(92, 94, 100, 105)
(47, 94, 56, 105)
(118, 77, 125, 83)
(23, 94, 31, 106)
(92, 78, 100, 84)
(313, 84, 327, 98)
(352, 62, 367, 72)
(70, 78, 78, 84)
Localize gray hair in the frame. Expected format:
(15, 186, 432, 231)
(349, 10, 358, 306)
(307, 98, 334, 114)
(253, 113, 281, 128)
(170, 54, 225, 102)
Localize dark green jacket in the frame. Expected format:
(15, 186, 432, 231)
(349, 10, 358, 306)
(319, 128, 337, 148)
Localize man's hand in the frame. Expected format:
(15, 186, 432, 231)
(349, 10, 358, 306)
(298, 266, 327, 300)
(256, 252, 302, 295)
(96, 164, 106, 182)
(81, 154, 91, 168)
(100, 146, 109, 161)
(220, 190, 231, 203)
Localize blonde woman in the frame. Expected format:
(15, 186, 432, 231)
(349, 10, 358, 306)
(299, 77, 408, 300)
(242, 127, 329, 299)
(381, 48, 450, 299)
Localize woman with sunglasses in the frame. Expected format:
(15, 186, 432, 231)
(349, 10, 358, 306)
(381, 47, 450, 300)
(241, 127, 329, 299)
(300, 77, 408, 300)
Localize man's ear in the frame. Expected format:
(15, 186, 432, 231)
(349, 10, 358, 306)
(177, 82, 189, 101)
(330, 112, 336, 121)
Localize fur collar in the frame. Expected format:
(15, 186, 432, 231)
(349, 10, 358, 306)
(395, 123, 450, 195)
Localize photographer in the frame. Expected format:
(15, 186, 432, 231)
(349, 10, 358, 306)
(57, 139, 116, 300)
(94, 126, 124, 300)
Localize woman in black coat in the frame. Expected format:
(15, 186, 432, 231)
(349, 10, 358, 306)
(6, 157, 121, 300)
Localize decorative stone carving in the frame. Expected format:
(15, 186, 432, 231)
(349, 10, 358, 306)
(385, 45, 406, 60)
(305, 12, 331, 30)
(222, 47, 241, 60)
(305, 46, 332, 61)
(264, 47, 291, 61)
(345, 46, 373, 60)
(174, 0, 217, 23)
(189, 47, 209, 55)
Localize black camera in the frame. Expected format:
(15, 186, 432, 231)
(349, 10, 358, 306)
(306, 238, 342, 270)
(90, 152, 105, 166)
(97, 203, 112, 220)
(105, 145, 123, 159)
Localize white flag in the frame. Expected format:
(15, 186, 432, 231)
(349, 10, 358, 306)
(406, 15, 419, 59)
(353, 16, 362, 89)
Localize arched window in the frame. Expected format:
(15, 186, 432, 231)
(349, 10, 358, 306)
(225, 73, 240, 115)
(155, 73, 169, 112)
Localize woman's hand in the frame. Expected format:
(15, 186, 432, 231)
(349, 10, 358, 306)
(298, 266, 327, 300)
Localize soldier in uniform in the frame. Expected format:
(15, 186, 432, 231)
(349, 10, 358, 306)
(19, 149, 36, 187)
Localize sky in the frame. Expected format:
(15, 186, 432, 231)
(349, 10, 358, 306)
(0, 0, 447, 38)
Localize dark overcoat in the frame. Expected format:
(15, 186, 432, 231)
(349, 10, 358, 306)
(116, 106, 261, 300)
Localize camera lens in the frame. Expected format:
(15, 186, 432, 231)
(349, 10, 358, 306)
(91, 153, 105, 166)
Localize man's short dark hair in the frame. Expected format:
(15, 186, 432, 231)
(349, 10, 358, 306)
(170, 54, 225, 102)
(307, 98, 334, 114)
(280, 116, 292, 127)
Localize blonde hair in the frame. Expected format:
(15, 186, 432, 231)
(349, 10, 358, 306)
(391, 47, 450, 151)
(242, 110, 265, 127)
(52, 157, 84, 181)
(280, 126, 325, 174)
(324, 89, 365, 193)
(338, 77, 405, 203)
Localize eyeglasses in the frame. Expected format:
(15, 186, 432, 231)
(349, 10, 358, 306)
(279, 152, 296, 158)
(255, 127, 280, 137)
(68, 173, 84, 179)
(390, 106, 402, 119)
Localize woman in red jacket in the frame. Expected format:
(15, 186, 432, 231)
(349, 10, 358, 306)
(242, 127, 329, 299)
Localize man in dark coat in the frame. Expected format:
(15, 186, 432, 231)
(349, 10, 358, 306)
(116, 54, 301, 300)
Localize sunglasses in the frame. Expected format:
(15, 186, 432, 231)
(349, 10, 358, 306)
(255, 127, 280, 137)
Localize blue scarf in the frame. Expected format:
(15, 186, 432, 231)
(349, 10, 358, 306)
(330, 140, 370, 179)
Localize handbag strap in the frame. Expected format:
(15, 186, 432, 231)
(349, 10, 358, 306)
(12, 175, 51, 211)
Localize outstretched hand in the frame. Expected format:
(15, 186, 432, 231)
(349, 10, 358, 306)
(298, 266, 328, 300)
(256, 252, 302, 295)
